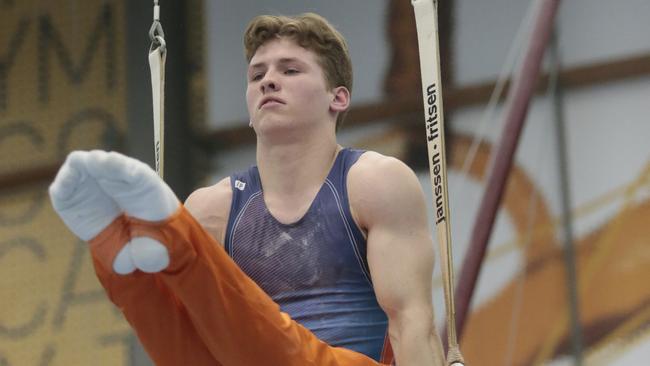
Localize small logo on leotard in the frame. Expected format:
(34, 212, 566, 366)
(235, 180, 246, 191)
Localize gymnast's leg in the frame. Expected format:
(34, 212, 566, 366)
(49, 151, 220, 366)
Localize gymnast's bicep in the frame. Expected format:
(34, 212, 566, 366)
(184, 177, 233, 245)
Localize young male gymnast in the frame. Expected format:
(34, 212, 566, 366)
(50, 13, 444, 366)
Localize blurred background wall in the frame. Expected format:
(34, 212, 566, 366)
(1, 0, 648, 365)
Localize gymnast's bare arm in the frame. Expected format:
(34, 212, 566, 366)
(349, 152, 445, 366)
(184, 177, 233, 246)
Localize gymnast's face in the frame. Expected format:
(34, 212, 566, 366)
(246, 37, 337, 135)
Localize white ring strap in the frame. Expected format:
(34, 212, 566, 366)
(148, 2, 166, 179)
(411, 1, 465, 364)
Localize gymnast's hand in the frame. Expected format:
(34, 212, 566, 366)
(49, 150, 180, 274)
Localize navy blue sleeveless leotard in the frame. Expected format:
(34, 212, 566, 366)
(224, 148, 389, 361)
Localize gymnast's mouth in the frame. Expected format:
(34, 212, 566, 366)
(259, 97, 285, 109)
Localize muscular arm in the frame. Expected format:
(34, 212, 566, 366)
(349, 152, 444, 366)
(184, 177, 233, 245)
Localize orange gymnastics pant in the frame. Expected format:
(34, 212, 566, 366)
(89, 205, 392, 366)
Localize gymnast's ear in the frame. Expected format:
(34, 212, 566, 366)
(329, 86, 350, 113)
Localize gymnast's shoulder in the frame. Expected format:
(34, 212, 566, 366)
(349, 151, 421, 190)
(184, 177, 232, 244)
(348, 151, 426, 226)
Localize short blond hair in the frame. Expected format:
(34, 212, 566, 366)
(244, 13, 353, 129)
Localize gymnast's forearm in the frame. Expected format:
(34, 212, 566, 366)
(388, 316, 445, 366)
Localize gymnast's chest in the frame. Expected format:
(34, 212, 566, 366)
(228, 198, 364, 296)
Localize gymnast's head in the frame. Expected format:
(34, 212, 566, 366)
(244, 13, 353, 130)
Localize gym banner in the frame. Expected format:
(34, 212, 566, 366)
(1, 1, 131, 365)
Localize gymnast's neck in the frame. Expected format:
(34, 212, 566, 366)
(255, 121, 340, 199)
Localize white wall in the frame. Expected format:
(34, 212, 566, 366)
(453, 0, 650, 85)
(449, 0, 650, 362)
(450, 0, 650, 278)
(558, 0, 650, 67)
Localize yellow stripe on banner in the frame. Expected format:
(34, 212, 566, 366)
(586, 305, 650, 365)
